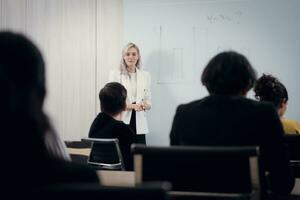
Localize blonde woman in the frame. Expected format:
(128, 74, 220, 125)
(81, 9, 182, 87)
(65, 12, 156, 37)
(109, 43, 151, 144)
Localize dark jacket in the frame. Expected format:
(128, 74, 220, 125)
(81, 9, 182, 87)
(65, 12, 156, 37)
(170, 95, 294, 196)
(89, 113, 137, 170)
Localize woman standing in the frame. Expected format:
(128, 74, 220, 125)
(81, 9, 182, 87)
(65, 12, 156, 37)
(109, 42, 151, 144)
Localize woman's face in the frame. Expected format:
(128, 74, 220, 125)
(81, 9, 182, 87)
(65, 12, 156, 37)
(123, 47, 139, 68)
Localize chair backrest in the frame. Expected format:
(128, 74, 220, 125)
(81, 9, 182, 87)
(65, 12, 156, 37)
(65, 140, 91, 164)
(284, 134, 300, 178)
(30, 183, 171, 200)
(82, 137, 125, 170)
(132, 144, 261, 200)
(285, 134, 300, 162)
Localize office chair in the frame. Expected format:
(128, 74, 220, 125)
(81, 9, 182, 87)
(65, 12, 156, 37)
(132, 144, 261, 200)
(82, 137, 125, 170)
(65, 140, 91, 164)
(285, 134, 300, 162)
(285, 134, 300, 177)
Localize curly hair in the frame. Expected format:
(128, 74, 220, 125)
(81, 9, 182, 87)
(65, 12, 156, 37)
(254, 74, 288, 108)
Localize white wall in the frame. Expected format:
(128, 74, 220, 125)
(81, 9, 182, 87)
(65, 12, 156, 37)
(0, 0, 123, 141)
(124, 0, 300, 145)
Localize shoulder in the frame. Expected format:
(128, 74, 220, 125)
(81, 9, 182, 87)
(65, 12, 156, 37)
(282, 118, 300, 125)
(231, 96, 276, 114)
(282, 118, 300, 134)
(91, 113, 107, 124)
(173, 99, 204, 117)
(177, 97, 208, 111)
(137, 69, 150, 77)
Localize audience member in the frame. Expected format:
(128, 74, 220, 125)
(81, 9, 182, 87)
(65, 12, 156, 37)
(254, 74, 300, 134)
(170, 51, 294, 197)
(0, 31, 99, 191)
(89, 82, 137, 171)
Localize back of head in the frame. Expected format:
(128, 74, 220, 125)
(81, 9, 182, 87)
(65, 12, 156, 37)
(254, 74, 288, 108)
(0, 31, 49, 165)
(0, 31, 46, 111)
(201, 51, 257, 95)
(100, 82, 127, 116)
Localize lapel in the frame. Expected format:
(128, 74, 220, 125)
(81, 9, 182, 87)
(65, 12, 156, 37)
(120, 73, 131, 102)
(136, 68, 142, 101)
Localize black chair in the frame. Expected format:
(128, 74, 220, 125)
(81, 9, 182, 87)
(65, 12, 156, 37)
(285, 134, 300, 177)
(29, 183, 171, 200)
(82, 137, 125, 170)
(132, 144, 261, 200)
(285, 134, 300, 162)
(69, 154, 89, 164)
(65, 140, 91, 148)
(65, 140, 91, 164)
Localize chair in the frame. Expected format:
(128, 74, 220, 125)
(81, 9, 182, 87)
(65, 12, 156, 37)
(65, 140, 91, 164)
(132, 144, 261, 200)
(82, 137, 125, 170)
(29, 182, 171, 200)
(285, 134, 300, 162)
(285, 134, 300, 177)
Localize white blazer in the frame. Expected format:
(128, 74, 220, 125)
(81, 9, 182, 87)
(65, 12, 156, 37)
(109, 68, 151, 135)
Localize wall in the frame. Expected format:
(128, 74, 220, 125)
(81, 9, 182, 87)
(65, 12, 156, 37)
(124, 0, 300, 145)
(0, 0, 123, 140)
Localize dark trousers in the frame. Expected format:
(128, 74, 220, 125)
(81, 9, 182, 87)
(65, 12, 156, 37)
(129, 109, 146, 144)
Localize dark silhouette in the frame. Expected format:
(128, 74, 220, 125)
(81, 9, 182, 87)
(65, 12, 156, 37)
(0, 31, 99, 192)
(170, 51, 294, 197)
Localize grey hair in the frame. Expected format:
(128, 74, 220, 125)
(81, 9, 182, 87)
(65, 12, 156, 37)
(119, 42, 141, 75)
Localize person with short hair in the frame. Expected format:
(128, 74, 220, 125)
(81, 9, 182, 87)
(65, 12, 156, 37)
(170, 51, 294, 197)
(254, 74, 300, 134)
(109, 42, 151, 144)
(89, 82, 137, 171)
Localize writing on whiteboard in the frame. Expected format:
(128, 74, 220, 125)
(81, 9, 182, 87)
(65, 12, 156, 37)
(207, 10, 243, 24)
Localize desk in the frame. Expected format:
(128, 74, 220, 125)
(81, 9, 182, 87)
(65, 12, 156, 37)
(97, 170, 300, 195)
(67, 148, 91, 156)
(97, 170, 135, 187)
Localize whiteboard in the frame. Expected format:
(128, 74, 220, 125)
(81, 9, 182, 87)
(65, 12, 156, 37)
(123, 0, 300, 145)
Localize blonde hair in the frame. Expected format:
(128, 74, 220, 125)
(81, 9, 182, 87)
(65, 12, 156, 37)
(120, 42, 141, 75)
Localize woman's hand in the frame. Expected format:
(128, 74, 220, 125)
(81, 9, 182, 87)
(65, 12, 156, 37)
(134, 103, 145, 111)
(126, 101, 151, 112)
(141, 101, 151, 111)
(126, 103, 143, 111)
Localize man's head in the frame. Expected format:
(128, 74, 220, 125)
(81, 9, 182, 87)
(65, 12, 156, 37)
(201, 51, 257, 96)
(99, 82, 127, 116)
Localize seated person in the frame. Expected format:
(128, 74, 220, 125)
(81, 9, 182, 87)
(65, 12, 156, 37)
(254, 74, 300, 134)
(170, 51, 294, 197)
(89, 82, 137, 171)
(0, 31, 100, 193)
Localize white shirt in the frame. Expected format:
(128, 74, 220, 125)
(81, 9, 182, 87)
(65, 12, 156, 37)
(128, 72, 137, 102)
